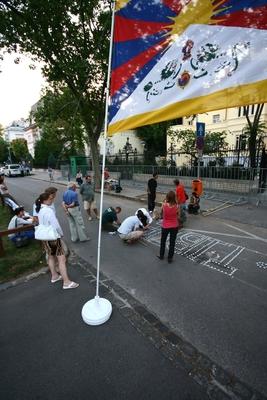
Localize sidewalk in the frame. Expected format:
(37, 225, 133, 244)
(0, 260, 210, 400)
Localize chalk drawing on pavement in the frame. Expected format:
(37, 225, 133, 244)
(256, 261, 267, 270)
(143, 223, 244, 277)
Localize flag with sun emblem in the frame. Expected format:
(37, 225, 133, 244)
(108, 0, 267, 135)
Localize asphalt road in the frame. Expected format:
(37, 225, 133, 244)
(5, 176, 267, 397)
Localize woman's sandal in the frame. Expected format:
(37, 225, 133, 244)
(51, 275, 63, 283)
(63, 281, 79, 290)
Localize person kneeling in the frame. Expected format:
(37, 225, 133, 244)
(117, 212, 144, 244)
(102, 206, 121, 232)
(188, 192, 200, 214)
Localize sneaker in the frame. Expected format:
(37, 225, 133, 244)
(88, 216, 92, 221)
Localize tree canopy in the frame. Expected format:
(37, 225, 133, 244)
(33, 88, 86, 167)
(11, 138, 29, 161)
(0, 137, 8, 162)
(168, 128, 229, 164)
(0, 0, 111, 184)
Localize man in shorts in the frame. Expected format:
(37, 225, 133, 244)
(80, 175, 99, 221)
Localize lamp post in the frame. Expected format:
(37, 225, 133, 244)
(123, 137, 133, 165)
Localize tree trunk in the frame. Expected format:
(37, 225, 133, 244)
(78, 99, 102, 188)
(88, 135, 101, 188)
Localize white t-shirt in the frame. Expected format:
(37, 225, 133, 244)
(135, 208, 153, 225)
(118, 216, 141, 235)
(8, 216, 32, 238)
(38, 205, 63, 237)
(33, 202, 56, 217)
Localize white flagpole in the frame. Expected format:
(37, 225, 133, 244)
(81, 0, 116, 326)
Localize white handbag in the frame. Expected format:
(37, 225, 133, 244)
(35, 224, 60, 241)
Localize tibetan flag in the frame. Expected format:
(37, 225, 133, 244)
(108, 0, 267, 135)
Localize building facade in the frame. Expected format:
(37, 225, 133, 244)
(168, 104, 267, 167)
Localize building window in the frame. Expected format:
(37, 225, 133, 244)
(212, 114, 220, 123)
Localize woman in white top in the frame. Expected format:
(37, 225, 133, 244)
(135, 208, 153, 229)
(35, 192, 79, 290)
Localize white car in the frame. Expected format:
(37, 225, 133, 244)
(4, 164, 23, 177)
(0, 166, 5, 175)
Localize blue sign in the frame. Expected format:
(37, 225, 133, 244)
(196, 122, 205, 137)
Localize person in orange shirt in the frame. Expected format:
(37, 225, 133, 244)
(174, 179, 188, 225)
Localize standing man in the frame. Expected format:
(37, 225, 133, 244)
(147, 172, 158, 214)
(174, 179, 187, 224)
(80, 175, 99, 221)
(62, 182, 90, 242)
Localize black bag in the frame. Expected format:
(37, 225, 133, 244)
(115, 185, 122, 193)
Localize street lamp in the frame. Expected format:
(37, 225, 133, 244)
(123, 137, 133, 164)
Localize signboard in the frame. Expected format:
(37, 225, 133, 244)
(196, 122, 205, 137)
(196, 122, 205, 150)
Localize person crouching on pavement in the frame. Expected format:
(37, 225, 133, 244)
(62, 182, 90, 243)
(117, 211, 145, 244)
(135, 207, 153, 229)
(80, 175, 99, 221)
(35, 192, 79, 289)
(157, 190, 180, 263)
(102, 206, 121, 232)
(188, 191, 200, 214)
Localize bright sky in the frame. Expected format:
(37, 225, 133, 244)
(0, 54, 46, 127)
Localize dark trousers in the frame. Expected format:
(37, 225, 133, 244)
(159, 227, 178, 260)
(148, 194, 156, 212)
(102, 223, 117, 232)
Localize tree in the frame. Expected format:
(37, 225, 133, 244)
(0, 0, 111, 185)
(243, 104, 265, 168)
(0, 123, 4, 137)
(168, 128, 228, 164)
(0, 137, 8, 162)
(11, 138, 29, 161)
(136, 122, 170, 164)
(33, 87, 86, 163)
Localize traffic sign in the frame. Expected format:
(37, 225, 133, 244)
(196, 122, 205, 137)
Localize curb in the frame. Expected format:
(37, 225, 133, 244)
(0, 267, 48, 292)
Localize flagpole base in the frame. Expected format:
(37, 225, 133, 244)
(81, 296, 112, 326)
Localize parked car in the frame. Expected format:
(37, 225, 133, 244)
(0, 166, 5, 175)
(4, 164, 23, 177)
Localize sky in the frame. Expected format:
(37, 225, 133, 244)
(0, 54, 46, 127)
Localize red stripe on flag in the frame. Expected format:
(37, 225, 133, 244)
(212, 6, 267, 30)
(163, 0, 183, 14)
(111, 39, 169, 96)
(114, 15, 172, 42)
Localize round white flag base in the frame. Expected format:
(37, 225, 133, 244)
(81, 296, 112, 326)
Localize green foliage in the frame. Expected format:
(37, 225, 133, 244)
(243, 104, 265, 168)
(0, 0, 111, 185)
(0, 123, 4, 137)
(168, 128, 228, 161)
(136, 122, 169, 164)
(10, 138, 29, 161)
(0, 137, 8, 162)
(0, 207, 44, 283)
(33, 88, 85, 167)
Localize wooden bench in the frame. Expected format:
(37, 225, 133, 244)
(0, 224, 35, 257)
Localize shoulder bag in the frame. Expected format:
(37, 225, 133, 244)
(35, 224, 60, 241)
